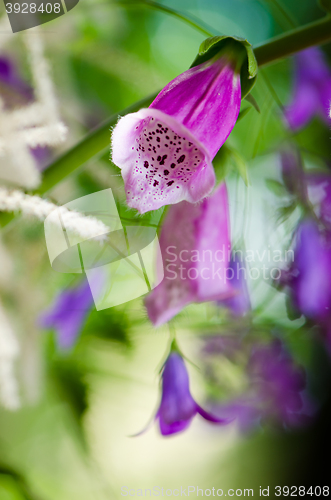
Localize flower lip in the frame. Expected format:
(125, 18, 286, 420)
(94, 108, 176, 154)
(112, 107, 215, 214)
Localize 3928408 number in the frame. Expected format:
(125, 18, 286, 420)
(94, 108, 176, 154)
(275, 486, 329, 496)
(5, 3, 61, 14)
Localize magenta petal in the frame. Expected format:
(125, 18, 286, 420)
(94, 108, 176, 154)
(112, 108, 214, 214)
(159, 415, 193, 436)
(294, 219, 331, 320)
(284, 47, 331, 130)
(145, 183, 233, 326)
(284, 82, 318, 130)
(196, 404, 234, 424)
(150, 56, 241, 159)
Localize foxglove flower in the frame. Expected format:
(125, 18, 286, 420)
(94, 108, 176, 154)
(112, 49, 242, 213)
(145, 183, 234, 326)
(284, 47, 331, 130)
(219, 254, 251, 316)
(156, 351, 231, 436)
(38, 279, 94, 349)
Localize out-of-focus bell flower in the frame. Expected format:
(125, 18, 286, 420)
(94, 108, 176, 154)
(38, 279, 94, 349)
(155, 350, 231, 436)
(111, 46, 243, 214)
(207, 340, 312, 431)
(284, 47, 331, 130)
(247, 340, 310, 427)
(145, 183, 234, 326)
(219, 254, 251, 317)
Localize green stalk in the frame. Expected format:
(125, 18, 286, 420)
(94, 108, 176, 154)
(254, 14, 331, 66)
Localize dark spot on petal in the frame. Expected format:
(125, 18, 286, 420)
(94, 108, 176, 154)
(167, 181, 174, 187)
(171, 163, 176, 168)
(177, 154, 185, 164)
(144, 161, 149, 168)
(164, 170, 169, 175)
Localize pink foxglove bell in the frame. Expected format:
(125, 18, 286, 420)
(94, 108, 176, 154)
(112, 45, 244, 214)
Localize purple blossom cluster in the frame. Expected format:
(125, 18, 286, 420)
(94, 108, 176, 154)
(202, 338, 313, 431)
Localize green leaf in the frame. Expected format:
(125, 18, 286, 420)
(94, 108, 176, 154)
(0, 464, 39, 500)
(276, 202, 297, 224)
(190, 35, 258, 98)
(244, 93, 260, 113)
(229, 148, 249, 186)
(265, 179, 287, 197)
(237, 107, 251, 122)
(214, 145, 249, 185)
(285, 294, 302, 321)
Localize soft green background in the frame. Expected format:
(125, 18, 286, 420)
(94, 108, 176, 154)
(0, 0, 330, 498)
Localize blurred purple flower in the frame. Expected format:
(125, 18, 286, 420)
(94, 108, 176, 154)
(282, 219, 331, 322)
(219, 254, 251, 316)
(213, 340, 312, 430)
(112, 49, 242, 213)
(156, 351, 231, 436)
(247, 340, 310, 427)
(202, 335, 242, 360)
(0, 56, 33, 105)
(38, 279, 94, 349)
(284, 47, 331, 130)
(145, 183, 234, 326)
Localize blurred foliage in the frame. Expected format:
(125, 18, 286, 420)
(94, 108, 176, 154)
(0, 0, 331, 498)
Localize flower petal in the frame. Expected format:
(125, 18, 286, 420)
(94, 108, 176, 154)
(196, 404, 234, 424)
(111, 108, 215, 214)
(159, 414, 193, 436)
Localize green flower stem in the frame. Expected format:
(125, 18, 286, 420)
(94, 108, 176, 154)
(254, 14, 331, 66)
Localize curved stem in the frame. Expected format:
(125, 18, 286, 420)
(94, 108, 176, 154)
(254, 14, 331, 66)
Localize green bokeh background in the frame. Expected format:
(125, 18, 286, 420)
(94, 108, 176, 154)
(0, 0, 331, 498)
